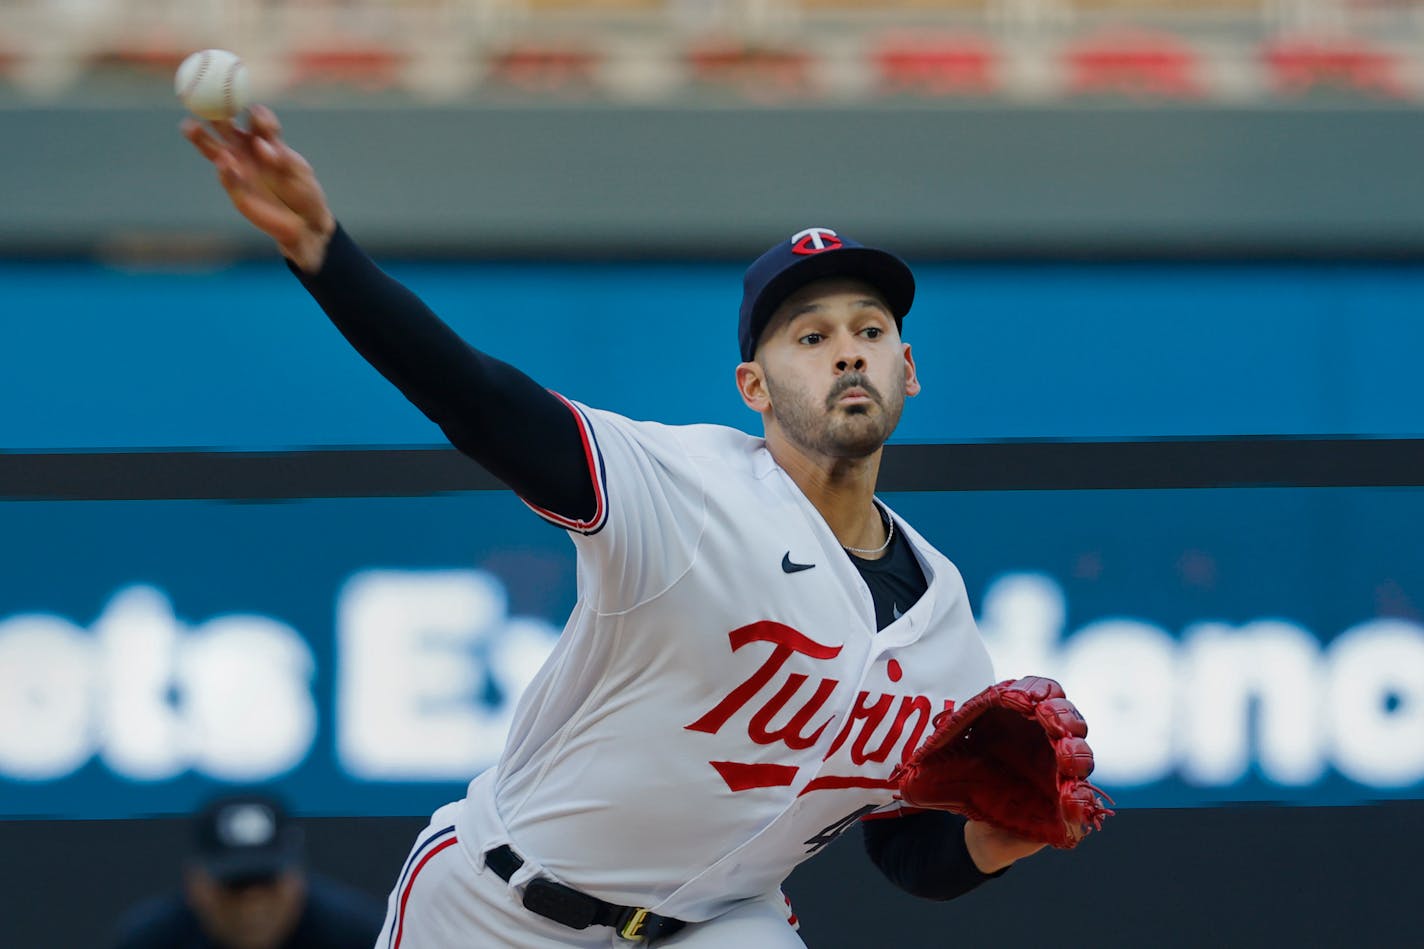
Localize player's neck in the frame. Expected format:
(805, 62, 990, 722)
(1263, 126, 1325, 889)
(767, 435, 886, 553)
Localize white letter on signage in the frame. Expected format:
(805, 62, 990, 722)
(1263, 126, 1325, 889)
(339, 570, 507, 780)
(94, 586, 186, 780)
(0, 615, 94, 780)
(1327, 619, 1424, 786)
(1060, 619, 1177, 786)
(183, 615, 317, 781)
(1181, 621, 1323, 786)
(977, 573, 1066, 680)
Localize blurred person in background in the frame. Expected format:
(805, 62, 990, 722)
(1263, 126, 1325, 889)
(110, 792, 386, 949)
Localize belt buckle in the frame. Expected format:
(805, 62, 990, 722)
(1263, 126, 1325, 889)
(617, 907, 650, 941)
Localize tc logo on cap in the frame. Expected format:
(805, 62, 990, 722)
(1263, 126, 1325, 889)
(790, 227, 843, 256)
(217, 803, 278, 847)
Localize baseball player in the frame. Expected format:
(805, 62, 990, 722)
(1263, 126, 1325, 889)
(182, 107, 1057, 947)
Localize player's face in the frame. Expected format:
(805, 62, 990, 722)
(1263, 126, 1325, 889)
(748, 278, 920, 459)
(184, 868, 306, 949)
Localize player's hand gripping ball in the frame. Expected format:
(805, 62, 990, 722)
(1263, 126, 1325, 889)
(175, 49, 250, 121)
(892, 676, 1114, 849)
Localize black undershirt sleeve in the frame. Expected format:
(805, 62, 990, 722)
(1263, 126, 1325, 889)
(289, 225, 597, 522)
(861, 809, 1006, 902)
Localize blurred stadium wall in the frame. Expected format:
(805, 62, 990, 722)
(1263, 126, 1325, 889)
(3, 0, 1424, 257)
(1, 2, 1421, 947)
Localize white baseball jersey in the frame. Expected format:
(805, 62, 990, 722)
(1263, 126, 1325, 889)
(451, 400, 996, 923)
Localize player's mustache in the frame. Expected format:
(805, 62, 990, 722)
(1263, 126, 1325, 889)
(827, 373, 882, 408)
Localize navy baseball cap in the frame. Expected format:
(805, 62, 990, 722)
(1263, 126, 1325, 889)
(738, 227, 916, 362)
(193, 793, 304, 884)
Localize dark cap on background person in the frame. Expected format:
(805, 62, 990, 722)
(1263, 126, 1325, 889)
(192, 793, 305, 885)
(738, 226, 916, 362)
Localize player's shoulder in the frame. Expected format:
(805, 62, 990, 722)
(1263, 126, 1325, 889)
(574, 403, 763, 459)
(673, 420, 765, 456)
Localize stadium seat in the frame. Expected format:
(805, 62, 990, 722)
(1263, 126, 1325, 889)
(1261, 35, 1409, 99)
(0, 35, 18, 79)
(685, 42, 812, 98)
(798, 0, 988, 11)
(1063, 28, 1203, 99)
(872, 32, 998, 97)
(85, 27, 191, 77)
(1064, 0, 1262, 12)
(518, 0, 667, 12)
(485, 43, 601, 94)
(289, 41, 405, 91)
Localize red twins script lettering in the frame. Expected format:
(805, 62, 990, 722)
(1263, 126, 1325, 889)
(685, 621, 952, 793)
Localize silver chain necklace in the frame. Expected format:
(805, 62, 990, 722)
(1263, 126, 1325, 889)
(843, 502, 894, 557)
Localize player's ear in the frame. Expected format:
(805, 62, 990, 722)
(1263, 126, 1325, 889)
(736, 361, 772, 413)
(902, 343, 921, 398)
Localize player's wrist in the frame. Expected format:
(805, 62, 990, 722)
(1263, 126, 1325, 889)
(283, 216, 335, 274)
(963, 819, 1041, 874)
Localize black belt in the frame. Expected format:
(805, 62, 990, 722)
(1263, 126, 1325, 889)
(485, 844, 687, 943)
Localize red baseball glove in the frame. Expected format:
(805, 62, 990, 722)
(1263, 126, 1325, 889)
(892, 676, 1113, 849)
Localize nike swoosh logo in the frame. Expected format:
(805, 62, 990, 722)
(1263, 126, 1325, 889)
(781, 552, 816, 573)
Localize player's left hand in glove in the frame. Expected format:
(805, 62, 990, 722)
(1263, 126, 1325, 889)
(892, 676, 1113, 849)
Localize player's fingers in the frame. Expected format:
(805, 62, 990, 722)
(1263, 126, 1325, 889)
(217, 151, 276, 205)
(251, 134, 287, 170)
(215, 151, 246, 191)
(251, 138, 325, 218)
(211, 118, 255, 153)
(212, 114, 329, 244)
(252, 134, 316, 181)
(231, 191, 304, 243)
(216, 151, 277, 205)
(248, 104, 283, 141)
(219, 157, 305, 240)
(182, 119, 228, 163)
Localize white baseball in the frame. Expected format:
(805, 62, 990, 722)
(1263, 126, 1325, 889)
(175, 49, 251, 121)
